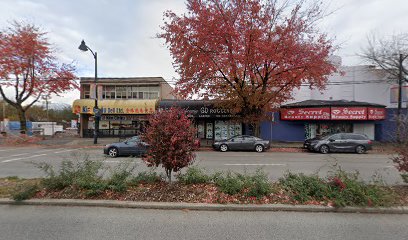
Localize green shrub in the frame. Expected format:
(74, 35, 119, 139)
(279, 172, 329, 203)
(177, 166, 212, 184)
(214, 172, 246, 195)
(245, 170, 272, 198)
(327, 170, 395, 207)
(12, 184, 39, 201)
(107, 162, 136, 192)
(35, 156, 105, 191)
(130, 171, 163, 184)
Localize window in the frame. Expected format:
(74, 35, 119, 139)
(116, 86, 127, 99)
(329, 134, 342, 141)
(346, 134, 367, 140)
(82, 85, 90, 99)
(103, 86, 115, 99)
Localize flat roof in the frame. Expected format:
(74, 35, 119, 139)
(281, 100, 385, 108)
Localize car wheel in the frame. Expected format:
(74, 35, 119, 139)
(255, 144, 264, 153)
(108, 147, 119, 158)
(355, 145, 366, 154)
(220, 144, 228, 152)
(319, 145, 329, 154)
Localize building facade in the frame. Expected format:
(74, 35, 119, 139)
(260, 57, 408, 142)
(73, 77, 175, 137)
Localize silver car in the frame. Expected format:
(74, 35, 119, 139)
(303, 133, 373, 154)
(212, 135, 271, 152)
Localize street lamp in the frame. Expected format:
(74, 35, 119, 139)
(78, 40, 100, 144)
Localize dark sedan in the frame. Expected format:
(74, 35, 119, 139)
(304, 133, 372, 154)
(212, 135, 270, 152)
(103, 136, 148, 158)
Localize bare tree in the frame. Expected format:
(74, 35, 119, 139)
(361, 33, 408, 142)
(361, 34, 408, 110)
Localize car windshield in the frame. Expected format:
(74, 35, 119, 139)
(126, 136, 140, 142)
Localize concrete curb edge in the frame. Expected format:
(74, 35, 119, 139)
(1, 198, 407, 214)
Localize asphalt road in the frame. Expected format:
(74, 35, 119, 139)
(1, 205, 407, 240)
(0, 146, 403, 184)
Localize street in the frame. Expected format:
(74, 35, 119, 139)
(0, 205, 407, 240)
(0, 146, 402, 184)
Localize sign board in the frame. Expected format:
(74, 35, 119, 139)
(281, 106, 386, 121)
(367, 107, 386, 120)
(280, 108, 331, 120)
(159, 101, 237, 119)
(331, 107, 367, 120)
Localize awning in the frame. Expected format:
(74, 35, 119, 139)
(72, 99, 158, 114)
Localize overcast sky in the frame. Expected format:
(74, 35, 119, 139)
(0, 0, 407, 105)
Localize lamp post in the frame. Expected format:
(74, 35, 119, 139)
(79, 40, 100, 144)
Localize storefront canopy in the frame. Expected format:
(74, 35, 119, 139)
(72, 99, 158, 115)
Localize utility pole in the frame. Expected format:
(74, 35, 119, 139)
(398, 53, 403, 117)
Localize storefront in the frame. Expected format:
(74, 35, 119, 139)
(279, 100, 386, 140)
(72, 99, 157, 137)
(158, 100, 242, 145)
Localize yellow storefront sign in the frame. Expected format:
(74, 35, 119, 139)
(72, 99, 158, 115)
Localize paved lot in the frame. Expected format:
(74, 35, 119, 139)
(0, 146, 403, 184)
(1, 205, 408, 240)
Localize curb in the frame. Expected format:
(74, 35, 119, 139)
(1, 198, 407, 214)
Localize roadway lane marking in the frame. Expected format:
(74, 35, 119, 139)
(2, 154, 48, 163)
(54, 149, 76, 154)
(0, 149, 18, 152)
(0, 149, 63, 159)
(224, 163, 286, 166)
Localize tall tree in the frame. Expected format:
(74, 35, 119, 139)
(0, 21, 76, 133)
(159, 0, 337, 130)
(360, 33, 408, 116)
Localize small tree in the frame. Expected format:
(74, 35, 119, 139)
(142, 107, 198, 182)
(0, 21, 77, 133)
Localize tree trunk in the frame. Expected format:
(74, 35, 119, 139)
(166, 168, 172, 183)
(17, 108, 27, 134)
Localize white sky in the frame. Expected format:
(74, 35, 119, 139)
(0, 0, 407, 105)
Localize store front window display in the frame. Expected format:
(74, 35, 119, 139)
(305, 123, 353, 139)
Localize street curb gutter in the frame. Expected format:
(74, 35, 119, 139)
(0, 198, 407, 214)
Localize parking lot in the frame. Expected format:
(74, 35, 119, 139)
(0, 146, 403, 184)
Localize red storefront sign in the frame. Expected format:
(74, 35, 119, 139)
(280, 108, 331, 120)
(367, 107, 386, 120)
(331, 107, 367, 120)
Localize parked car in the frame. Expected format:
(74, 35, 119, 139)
(103, 136, 148, 158)
(303, 133, 372, 154)
(212, 135, 270, 152)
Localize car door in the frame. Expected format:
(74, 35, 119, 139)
(228, 136, 244, 150)
(242, 136, 256, 150)
(124, 137, 140, 155)
(327, 134, 343, 151)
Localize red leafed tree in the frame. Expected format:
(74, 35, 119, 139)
(159, 0, 338, 130)
(0, 21, 77, 133)
(142, 107, 198, 182)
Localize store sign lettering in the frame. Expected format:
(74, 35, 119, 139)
(367, 108, 386, 120)
(281, 108, 331, 120)
(331, 107, 366, 120)
(281, 107, 386, 121)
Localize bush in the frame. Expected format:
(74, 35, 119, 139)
(278, 170, 395, 206)
(279, 172, 329, 203)
(244, 170, 272, 198)
(214, 172, 246, 195)
(12, 184, 39, 201)
(328, 170, 395, 207)
(107, 162, 136, 192)
(130, 171, 163, 184)
(177, 167, 212, 184)
(36, 156, 105, 191)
